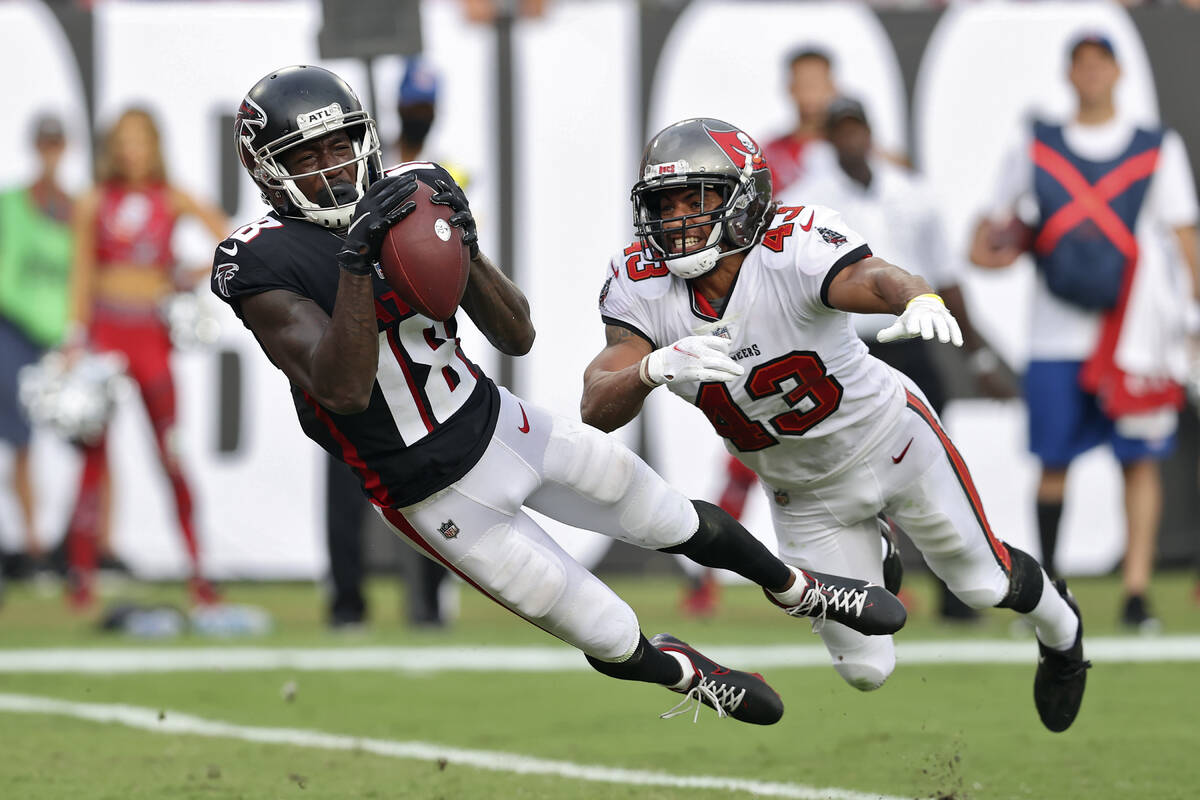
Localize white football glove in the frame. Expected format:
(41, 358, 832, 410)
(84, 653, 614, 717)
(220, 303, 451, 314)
(639, 335, 744, 387)
(877, 293, 964, 347)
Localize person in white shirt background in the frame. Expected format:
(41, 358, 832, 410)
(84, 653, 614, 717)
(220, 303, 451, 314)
(970, 33, 1200, 632)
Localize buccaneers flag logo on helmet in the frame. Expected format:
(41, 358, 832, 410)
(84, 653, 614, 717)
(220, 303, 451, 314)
(702, 125, 767, 173)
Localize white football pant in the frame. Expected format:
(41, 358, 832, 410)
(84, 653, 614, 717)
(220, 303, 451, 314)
(377, 387, 699, 662)
(766, 377, 1012, 690)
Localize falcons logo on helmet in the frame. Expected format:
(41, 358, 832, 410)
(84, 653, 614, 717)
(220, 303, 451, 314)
(236, 97, 267, 150)
(703, 126, 767, 173)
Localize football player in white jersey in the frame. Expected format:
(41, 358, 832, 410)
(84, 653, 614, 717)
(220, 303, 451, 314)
(583, 117, 1091, 732)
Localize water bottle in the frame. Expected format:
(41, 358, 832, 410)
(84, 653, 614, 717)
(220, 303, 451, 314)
(123, 607, 185, 639)
(190, 604, 273, 638)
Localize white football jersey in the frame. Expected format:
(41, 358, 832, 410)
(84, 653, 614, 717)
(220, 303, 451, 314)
(599, 204, 907, 486)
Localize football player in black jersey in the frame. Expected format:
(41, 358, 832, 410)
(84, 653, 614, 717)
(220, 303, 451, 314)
(211, 65, 907, 726)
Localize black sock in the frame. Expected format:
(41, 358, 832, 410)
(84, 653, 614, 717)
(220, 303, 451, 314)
(659, 500, 791, 592)
(1036, 501, 1063, 579)
(585, 634, 684, 686)
(996, 545, 1047, 613)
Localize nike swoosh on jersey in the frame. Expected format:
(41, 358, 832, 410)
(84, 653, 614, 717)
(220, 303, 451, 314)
(799, 210, 816, 232)
(218, 242, 238, 256)
(518, 403, 530, 434)
(892, 438, 914, 464)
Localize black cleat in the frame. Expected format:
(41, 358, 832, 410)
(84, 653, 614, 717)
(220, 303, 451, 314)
(764, 568, 907, 635)
(1034, 579, 1091, 732)
(650, 633, 783, 725)
(878, 515, 904, 596)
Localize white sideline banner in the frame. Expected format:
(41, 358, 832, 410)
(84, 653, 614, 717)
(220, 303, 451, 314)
(0, 0, 1143, 578)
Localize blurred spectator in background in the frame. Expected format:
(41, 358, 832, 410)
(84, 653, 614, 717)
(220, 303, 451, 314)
(786, 96, 1019, 622)
(395, 56, 471, 200)
(324, 456, 370, 628)
(65, 107, 228, 608)
(763, 47, 838, 196)
(0, 114, 73, 580)
(461, 0, 547, 24)
(324, 57, 465, 630)
(396, 56, 437, 163)
(970, 34, 1199, 632)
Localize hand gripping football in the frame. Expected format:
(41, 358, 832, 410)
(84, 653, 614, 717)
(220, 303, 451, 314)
(378, 180, 471, 321)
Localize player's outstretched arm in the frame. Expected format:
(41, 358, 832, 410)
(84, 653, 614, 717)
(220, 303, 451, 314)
(581, 325, 655, 432)
(459, 251, 535, 355)
(826, 255, 930, 314)
(582, 329, 743, 431)
(827, 256, 963, 346)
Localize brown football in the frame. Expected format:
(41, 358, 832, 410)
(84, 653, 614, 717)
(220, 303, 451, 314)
(378, 181, 470, 321)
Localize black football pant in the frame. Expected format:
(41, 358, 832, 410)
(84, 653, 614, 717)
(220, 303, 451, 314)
(326, 454, 368, 625)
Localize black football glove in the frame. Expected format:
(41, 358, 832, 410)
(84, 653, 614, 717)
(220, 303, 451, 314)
(419, 165, 479, 259)
(336, 174, 420, 276)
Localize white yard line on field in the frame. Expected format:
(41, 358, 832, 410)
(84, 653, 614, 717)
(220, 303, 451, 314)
(0, 635, 1196, 674)
(0, 692, 908, 800)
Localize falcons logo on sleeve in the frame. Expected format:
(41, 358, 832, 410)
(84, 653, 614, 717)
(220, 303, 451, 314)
(215, 263, 240, 297)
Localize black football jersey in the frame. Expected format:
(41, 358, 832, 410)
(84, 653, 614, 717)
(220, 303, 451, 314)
(210, 209, 498, 508)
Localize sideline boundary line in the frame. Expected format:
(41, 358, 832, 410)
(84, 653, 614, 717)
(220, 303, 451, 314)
(0, 636, 1197, 674)
(0, 692, 907, 800)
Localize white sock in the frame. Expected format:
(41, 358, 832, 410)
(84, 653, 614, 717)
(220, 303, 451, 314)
(665, 650, 695, 691)
(1025, 571, 1079, 652)
(768, 565, 809, 606)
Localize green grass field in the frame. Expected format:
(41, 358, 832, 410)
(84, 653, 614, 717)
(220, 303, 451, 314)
(1, 570, 1198, 799)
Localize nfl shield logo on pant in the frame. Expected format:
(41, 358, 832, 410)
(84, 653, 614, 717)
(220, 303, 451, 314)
(438, 520, 460, 539)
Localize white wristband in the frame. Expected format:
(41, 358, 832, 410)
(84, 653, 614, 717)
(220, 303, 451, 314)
(638, 354, 661, 388)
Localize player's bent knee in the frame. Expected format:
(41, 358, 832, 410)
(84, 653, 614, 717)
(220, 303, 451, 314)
(834, 660, 893, 692)
(618, 469, 697, 549)
(544, 418, 636, 505)
(458, 523, 566, 619)
(826, 631, 895, 692)
(952, 585, 1007, 610)
(570, 581, 640, 661)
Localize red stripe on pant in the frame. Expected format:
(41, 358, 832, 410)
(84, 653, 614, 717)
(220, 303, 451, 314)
(904, 390, 1012, 573)
(378, 507, 564, 643)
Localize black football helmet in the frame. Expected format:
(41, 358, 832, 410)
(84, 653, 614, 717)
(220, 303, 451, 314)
(631, 118, 774, 278)
(236, 65, 382, 229)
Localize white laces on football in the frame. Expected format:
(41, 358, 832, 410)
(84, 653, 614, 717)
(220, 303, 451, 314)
(659, 676, 746, 723)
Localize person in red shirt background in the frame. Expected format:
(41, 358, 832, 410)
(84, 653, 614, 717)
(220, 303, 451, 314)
(65, 107, 228, 608)
(762, 48, 838, 197)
